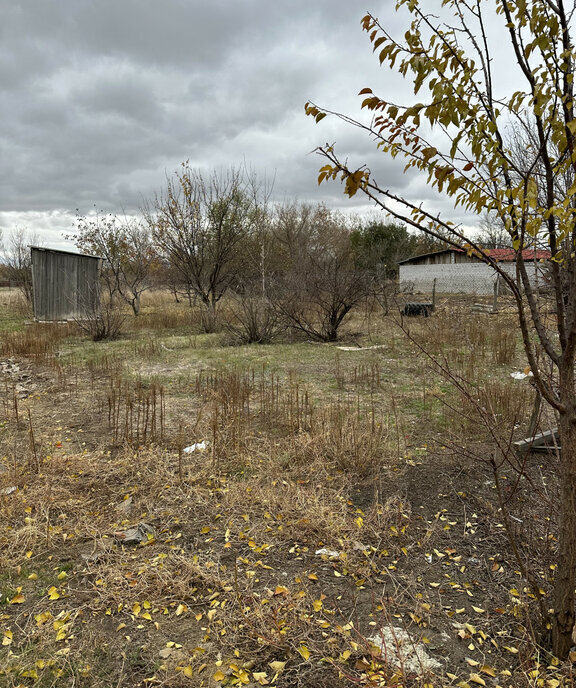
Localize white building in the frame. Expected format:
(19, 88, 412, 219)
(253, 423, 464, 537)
(398, 248, 550, 295)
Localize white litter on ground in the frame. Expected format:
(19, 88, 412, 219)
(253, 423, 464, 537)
(113, 523, 154, 545)
(368, 626, 442, 675)
(510, 370, 533, 380)
(183, 440, 208, 454)
(315, 548, 340, 559)
(336, 345, 387, 352)
(116, 495, 133, 511)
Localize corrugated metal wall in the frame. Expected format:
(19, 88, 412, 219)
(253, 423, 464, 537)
(31, 248, 101, 321)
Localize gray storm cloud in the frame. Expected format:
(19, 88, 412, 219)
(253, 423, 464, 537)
(0, 1, 484, 246)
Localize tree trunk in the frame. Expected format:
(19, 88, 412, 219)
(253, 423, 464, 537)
(323, 316, 339, 342)
(552, 404, 576, 657)
(131, 293, 141, 316)
(201, 302, 218, 333)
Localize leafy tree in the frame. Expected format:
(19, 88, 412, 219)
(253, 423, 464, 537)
(71, 213, 157, 316)
(351, 220, 422, 278)
(306, 0, 576, 656)
(145, 165, 258, 332)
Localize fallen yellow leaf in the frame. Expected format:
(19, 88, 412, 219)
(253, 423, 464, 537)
(269, 660, 286, 673)
(35, 611, 53, 626)
(503, 645, 519, 654)
(298, 645, 311, 660)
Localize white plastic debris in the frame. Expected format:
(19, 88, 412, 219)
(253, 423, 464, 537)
(511, 370, 534, 380)
(368, 626, 442, 674)
(315, 548, 340, 559)
(116, 495, 133, 511)
(336, 344, 387, 352)
(0, 486, 16, 496)
(113, 522, 154, 545)
(183, 440, 208, 454)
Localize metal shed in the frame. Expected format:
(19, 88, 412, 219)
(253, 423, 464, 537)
(31, 247, 101, 321)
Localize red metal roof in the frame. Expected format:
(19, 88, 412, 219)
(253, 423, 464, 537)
(486, 248, 550, 261)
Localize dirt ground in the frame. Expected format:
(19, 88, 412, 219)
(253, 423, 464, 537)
(0, 314, 569, 687)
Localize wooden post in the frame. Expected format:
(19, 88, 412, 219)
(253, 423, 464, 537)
(527, 386, 542, 439)
(492, 277, 499, 313)
(432, 278, 437, 308)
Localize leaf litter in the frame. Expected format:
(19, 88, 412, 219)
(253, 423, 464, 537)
(0, 312, 568, 687)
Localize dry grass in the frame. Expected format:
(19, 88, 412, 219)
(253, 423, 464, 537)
(0, 291, 569, 687)
(0, 323, 77, 360)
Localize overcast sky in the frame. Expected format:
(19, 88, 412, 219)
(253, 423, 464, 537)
(0, 1, 492, 249)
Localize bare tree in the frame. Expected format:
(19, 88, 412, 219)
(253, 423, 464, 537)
(145, 165, 259, 332)
(2, 228, 40, 304)
(475, 213, 514, 250)
(71, 212, 157, 316)
(272, 203, 370, 342)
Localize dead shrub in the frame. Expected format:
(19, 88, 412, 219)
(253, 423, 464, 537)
(224, 292, 285, 345)
(75, 294, 126, 342)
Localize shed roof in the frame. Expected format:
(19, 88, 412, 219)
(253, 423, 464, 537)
(30, 246, 101, 261)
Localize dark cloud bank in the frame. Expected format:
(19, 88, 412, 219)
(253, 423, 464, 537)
(0, 1, 482, 246)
